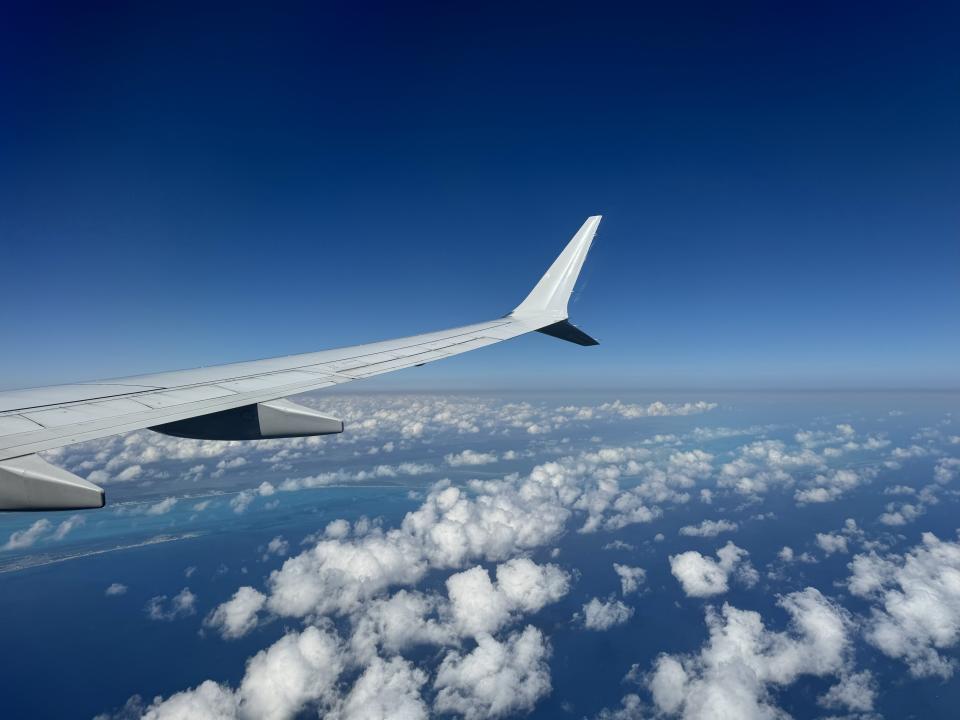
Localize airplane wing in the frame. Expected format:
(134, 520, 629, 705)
(0, 216, 601, 511)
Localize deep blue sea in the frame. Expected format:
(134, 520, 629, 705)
(0, 391, 957, 719)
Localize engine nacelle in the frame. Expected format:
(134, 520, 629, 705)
(151, 399, 343, 440)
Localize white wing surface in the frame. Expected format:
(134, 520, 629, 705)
(0, 216, 601, 510)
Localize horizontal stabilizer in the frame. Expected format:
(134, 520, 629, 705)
(536, 320, 599, 346)
(0, 454, 105, 511)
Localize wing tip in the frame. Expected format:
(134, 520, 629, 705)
(511, 215, 602, 321)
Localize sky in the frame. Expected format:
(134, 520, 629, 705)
(1, 2, 957, 391)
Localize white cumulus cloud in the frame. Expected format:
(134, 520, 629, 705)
(433, 626, 552, 720)
(445, 449, 499, 467)
(679, 519, 738, 537)
(2, 518, 51, 550)
(147, 587, 197, 621)
(847, 532, 960, 678)
(580, 597, 634, 630)
(669, 542, 757, 598)
(647, 588, 856, 719)
(613, 564, 646, 596)
(205, 587, 267, 640)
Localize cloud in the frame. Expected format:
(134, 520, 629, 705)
(140, 626, 344, 720)
(348, 590, 454, 664)
(613, 564, 646, 596)
(213, 457, 248, 479)
(52, 514, 86, 540)
(261, 536, 289, 561)
(446, 560, 570, 638)
(795, 424, 856, 448)
(878, 501, 924, 526)
(113, 496, 179, 516)
(433, 626, 552, 720)
(815, 532, 849, 556)
(147, 587, 197, 621)
(324, 519, 351, 538)
(278, 462, 436, 493)
(847, 532, 960, 678)
(794, 468, 869, 504)
(146, 497, 178, 515)
(105, 583, 128, 596)
(580, 597, 634, 630)
(257, 481, 276, 496)
(934, 457, 960, 484)
(884, 484, 917, 495)
(445, 449, 499, 467)
(150, 558, 566, 717)
(719, 440, 824, 496)
(575, 448, 706, 533)
(890, 444, 930, 460)
(56, 394, 721, 496)
(89, 464, 145, 485)
(83, 396, 751, 720)
(603, 540, 635, 552)
(595, 694, 647, 720)
(227, 444, 706, 635)
(777, 546, 817, 565)
(230, 491, 254, 514)
(401, 480, 569, 568)
(267, 531, 428, 620)
(595, 400, 718, 419)
(138, 680, 238, 719)
(103, 416, 876, 719)
(647, 588, 855, 719)
(331, 656, 427, 720)
(679, 519, 738, 538)
(2, 519, 51, 550)
(81, 396, 952, 720)
(817, 670, 877, 713)
(238, 626, 344, 720)
(205, 587, 267, 640)
(669, 542, 757, 598)
(115, 464, 143, 482)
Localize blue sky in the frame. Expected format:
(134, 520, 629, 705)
(1, 2, 958, 390)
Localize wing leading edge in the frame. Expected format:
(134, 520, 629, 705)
(0, 216, 602, 510)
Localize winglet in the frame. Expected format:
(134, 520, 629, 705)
(510, 215, 601, 344)
(511, 215, 601, 322)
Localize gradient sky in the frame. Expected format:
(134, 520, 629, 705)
(1, 2, 957, 391)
